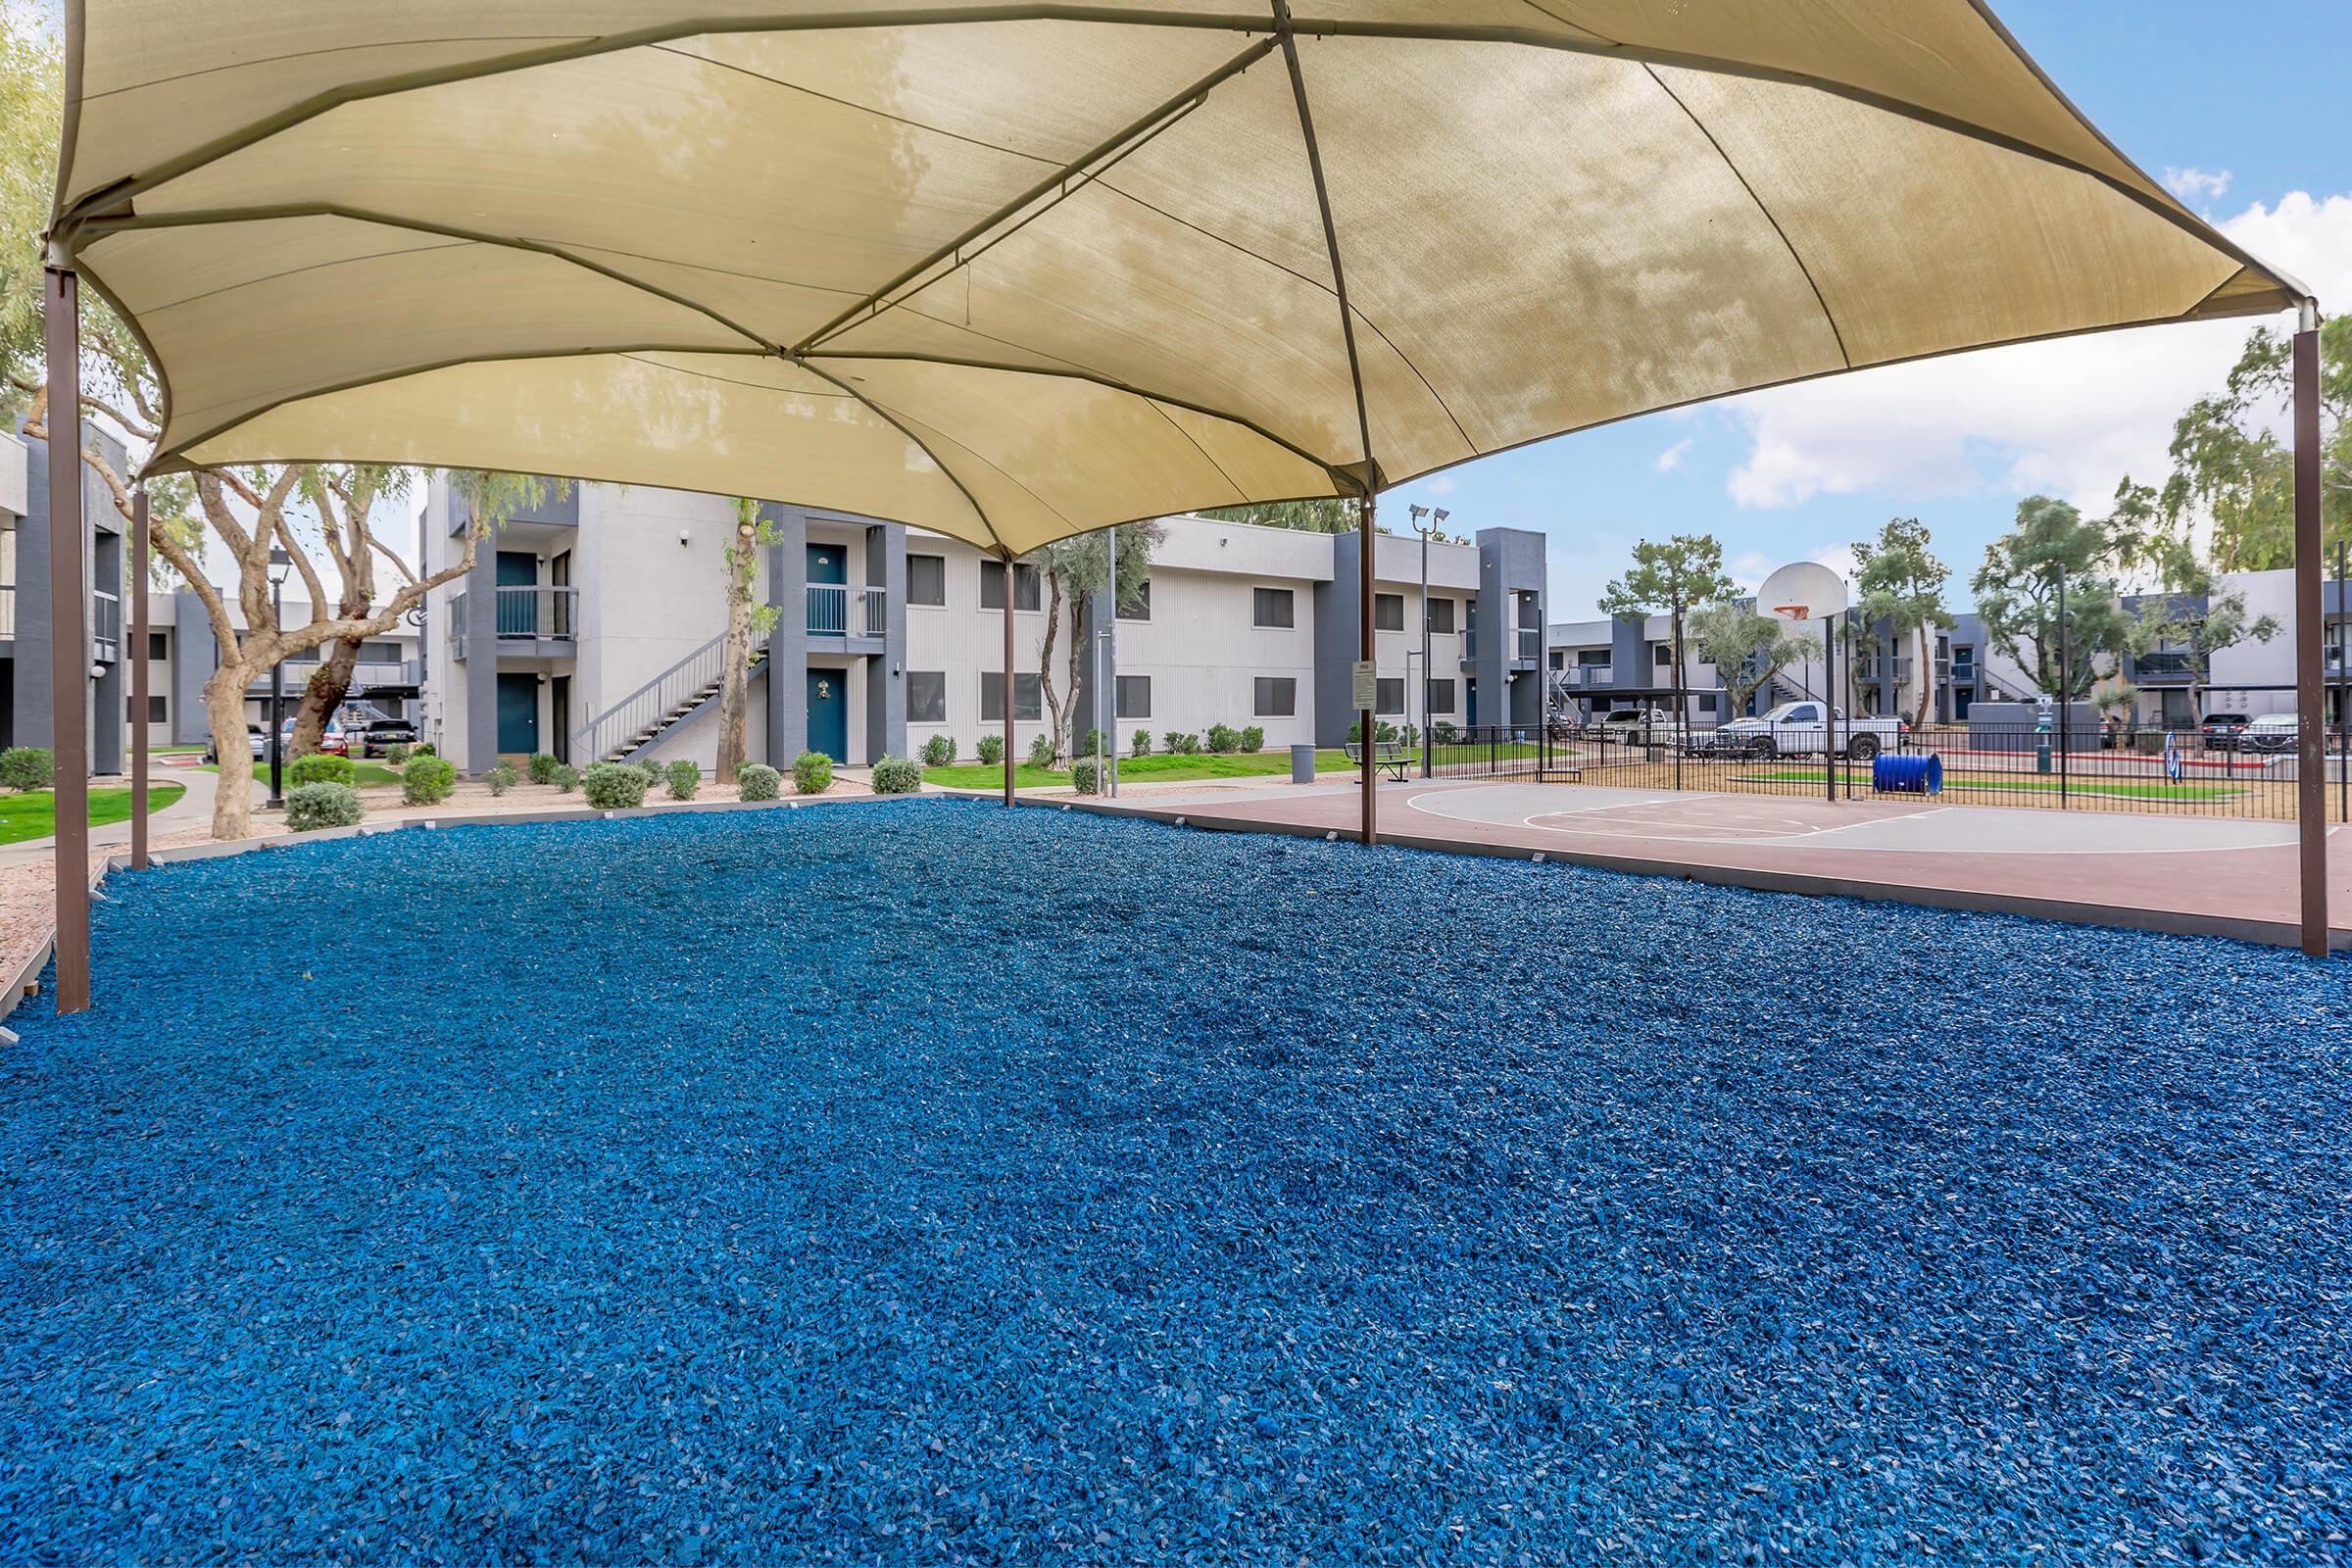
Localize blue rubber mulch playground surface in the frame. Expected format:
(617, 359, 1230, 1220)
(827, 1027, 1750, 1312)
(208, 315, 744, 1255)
(2, 798, 2348, 1564)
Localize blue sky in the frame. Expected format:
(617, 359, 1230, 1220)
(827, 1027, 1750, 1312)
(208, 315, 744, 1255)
(1382, 0, 2352, 622)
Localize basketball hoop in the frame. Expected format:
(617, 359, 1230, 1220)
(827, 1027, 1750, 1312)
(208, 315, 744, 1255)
(1773, 605, 1811, 620)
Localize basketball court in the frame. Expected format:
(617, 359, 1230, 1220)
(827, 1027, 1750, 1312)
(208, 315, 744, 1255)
(1065, 778, 2350, 952)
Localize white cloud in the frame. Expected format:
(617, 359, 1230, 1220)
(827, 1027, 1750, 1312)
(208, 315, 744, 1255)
(1423, 473, 1456, 497)
(2164, 167, 2232, 204)
(1653, 436, 1695, 473)
(1723, 187, 2352, 514)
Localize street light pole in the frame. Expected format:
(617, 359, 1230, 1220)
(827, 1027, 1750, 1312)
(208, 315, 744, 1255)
(268, 547, 290, 809)
(1408, 504, 1446, 778)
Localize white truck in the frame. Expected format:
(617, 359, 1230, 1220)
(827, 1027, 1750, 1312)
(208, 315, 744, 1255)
(1709, 701, 1905, 760)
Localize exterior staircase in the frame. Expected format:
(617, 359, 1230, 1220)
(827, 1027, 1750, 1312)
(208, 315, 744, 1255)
(571, 632, 767, 762)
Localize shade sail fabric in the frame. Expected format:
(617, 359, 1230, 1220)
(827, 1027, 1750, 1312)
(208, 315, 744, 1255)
(51, 1, 2309, 557)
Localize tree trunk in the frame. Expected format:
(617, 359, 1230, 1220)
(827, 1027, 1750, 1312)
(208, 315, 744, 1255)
(1913, 622, 1935, 728)
(1037, 571, 1070, 763)
(204, 665, 258, 840)
(289, 626, 361, 758)
(715, 511, 756, 779)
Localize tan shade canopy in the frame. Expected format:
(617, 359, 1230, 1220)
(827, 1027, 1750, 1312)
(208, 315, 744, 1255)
(51, 1, 2308, 557)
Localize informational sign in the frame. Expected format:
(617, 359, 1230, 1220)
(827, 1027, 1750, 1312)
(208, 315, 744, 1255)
(1350, 660, 1378, 710)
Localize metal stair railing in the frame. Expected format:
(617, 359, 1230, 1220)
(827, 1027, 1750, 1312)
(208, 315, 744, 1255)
(570, 632, 765, 762)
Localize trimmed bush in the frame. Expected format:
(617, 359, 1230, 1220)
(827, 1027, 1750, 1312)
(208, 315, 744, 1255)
(976, 733, 1004, 766)
(383, 742, 411, 766)
(411, 741, 437, 758)
(0, 747, 55, 793)
(1070, 757, 1102, 795)
(583, 761, 650, 809)
(552, 763, 580, 793)
(1026, 733, 1056, 769)
(1076, 728, 1102, 760)
(638, 758, 666, 786)
(736, 762, 781, 802)
(920, 733, 956, 767)
(1241, 725, 1265, 753)
(793, 751, 834, 794)
(401, 754, 457, 806)
(527, 752, 561, 784)
(285, 781, 364, 832)
(1162, 730, 1184, 756)
(665, 760, 700, 801)
(870, 755, 922, 795)
(1132, 729, 1152, 758)
(287, 753, 353, 788)
(485, 760, 518, 797)
(1206, 723, 1241, 755)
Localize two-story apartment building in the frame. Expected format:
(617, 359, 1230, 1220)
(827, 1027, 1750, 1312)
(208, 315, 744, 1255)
(416, 478, 1548, 772)
(2, 420, 130, 772)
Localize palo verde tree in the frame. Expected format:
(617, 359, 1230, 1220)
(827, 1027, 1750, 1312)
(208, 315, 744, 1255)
(1688, 599, 1809, 722)
(1969, 496, 2131, 702)
(1026, 520, 1161, 763)
(1850, 516, 1954, 728)
(2153, 318, 2350, 571)
(716, 498, 785, 781)
(1597, 534, 1735, 724)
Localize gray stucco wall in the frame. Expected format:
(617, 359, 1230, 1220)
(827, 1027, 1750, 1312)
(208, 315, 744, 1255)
(1312, 531, 1363, 747)
(172, 589, 215, 744)
(462, 544, 498, 771)
(863, 520, 907, 763)
(760, 507, 808, 766)
(12, 416, 123, 767)
(1469, 526, 1545, 732)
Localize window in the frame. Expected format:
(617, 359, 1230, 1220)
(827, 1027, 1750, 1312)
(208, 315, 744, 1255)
(1375, 592, 1403, 632)
(1251, 587, 1294, 628)
(1427, 597, 1455, 634)
(128, 694, 167, 722)
(357, 640, 403, 662)
(148, 631, 168, 661)
(1375, 677, 1404, 714)
(906, 670, 947, 723)
(1115, 674, 1151, 719)
(1697, 693, 1719, 713)
(1253, 676, 1296, 717)
(1428, 679, 1456, 714)
(1117, 580, 1151, 620)
(979, 671, 1043, 722)
(979, 560, 1041, 612)
(907, 554, 947, 607)
(1653, 644, 1672, 667)
(1578, 649, 1611, 668)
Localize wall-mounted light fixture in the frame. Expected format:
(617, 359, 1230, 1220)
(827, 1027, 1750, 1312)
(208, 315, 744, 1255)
(678, 528, 691, 546)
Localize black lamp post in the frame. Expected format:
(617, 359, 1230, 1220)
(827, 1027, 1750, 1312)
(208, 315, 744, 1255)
(267, 546, 291, 808)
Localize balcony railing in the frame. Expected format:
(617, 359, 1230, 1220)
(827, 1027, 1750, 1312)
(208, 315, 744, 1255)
(2131, 650, 2196, 682)
(1551, 665, 1612, 688)
(247, 659, 416, 693)
(497, 584, 577, 640)
(1854, 655, 1914, 683)
(808, 583, 886, 638)
(0, 583, 14, 637)
(92, 588, 121, 661)
(1516, 626, 1543, 661)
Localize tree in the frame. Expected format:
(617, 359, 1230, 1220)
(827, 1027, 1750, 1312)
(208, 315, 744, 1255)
(1026, 521, 1161, 763)
(2154, 319, 2349, 571)
(715, 498, 785, 780)
(1850, 517, 1953, 728)
(1689, 600, 1807, 722)
(1597, 534, 1734, 723)
(2119, 571, 2279, 733)
(1969, 497, 2131, 701)
(1201, 499, 1383, 535)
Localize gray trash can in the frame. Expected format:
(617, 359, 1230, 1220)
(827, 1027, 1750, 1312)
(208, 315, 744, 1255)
(1290, 744, 1317, 784)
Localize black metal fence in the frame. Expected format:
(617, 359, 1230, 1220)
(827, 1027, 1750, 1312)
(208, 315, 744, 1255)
(1420, 719, 2348, 821)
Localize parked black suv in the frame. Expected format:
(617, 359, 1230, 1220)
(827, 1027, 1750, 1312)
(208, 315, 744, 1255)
(2198, 712, 2251, 751)
(359, 717, 419, 757)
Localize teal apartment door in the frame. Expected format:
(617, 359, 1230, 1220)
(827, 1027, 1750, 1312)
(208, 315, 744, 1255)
(807, 542, 848, 637)
(496, 551, 537, 635)
(496, 672, 538, 756)
(807, 668, 848, 761)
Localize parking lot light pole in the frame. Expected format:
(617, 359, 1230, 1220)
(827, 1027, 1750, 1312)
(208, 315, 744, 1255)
(1409, 505, 1446, 778)
(267, 547, 291, 809)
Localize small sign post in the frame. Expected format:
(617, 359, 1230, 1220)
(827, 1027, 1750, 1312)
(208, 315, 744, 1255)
(1350, 660, 1378, 711)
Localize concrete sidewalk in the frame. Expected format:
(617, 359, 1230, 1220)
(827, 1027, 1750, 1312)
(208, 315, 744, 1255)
(0, 766, 253, 869)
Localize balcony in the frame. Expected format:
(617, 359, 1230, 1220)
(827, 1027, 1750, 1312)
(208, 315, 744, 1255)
(2130, 650, 2196, 683)
(1854, 655, 1913, 684)
(247, 659, 416, 694)
(1551, 665, 1612, 688)
(497, 584, 576, 640)
(808, 583, 886, 639)
(1516, 626, 1543, 662)
(92, 588, 121, 662)
(0, 582, 14, 637)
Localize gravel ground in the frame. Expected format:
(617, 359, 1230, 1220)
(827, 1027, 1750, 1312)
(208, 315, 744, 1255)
(2, 799, 2347, 1565)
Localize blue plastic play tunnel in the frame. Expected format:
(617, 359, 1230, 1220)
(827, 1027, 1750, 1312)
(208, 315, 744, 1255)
(1872, 751, 1942, 796)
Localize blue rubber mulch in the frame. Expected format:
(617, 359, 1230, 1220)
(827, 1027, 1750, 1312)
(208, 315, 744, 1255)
(1, 799, 2348, 1565)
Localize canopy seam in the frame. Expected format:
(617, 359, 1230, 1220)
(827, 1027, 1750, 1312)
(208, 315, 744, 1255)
(791, 356, 1011, 556)
(1642, 65, 1851, 370)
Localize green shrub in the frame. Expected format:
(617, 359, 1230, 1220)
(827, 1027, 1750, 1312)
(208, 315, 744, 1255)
(1076, 728, 1102, 760)
(583, 760, 650, 809)
(527, 751, 560, 784)
(1241, 725, 1265, 753)
(1433, 719, 1459, 746)
(1169, 732, 1200, 755)
(552, 762, 580, 793)
(638, 758, 665, 786)
(1132, 729, 1152, 757)
(976, 733, 1004, 766)
(665, 759, 700, 800)
(285, 781, 364, 831)
(1205, 723, 1241, 754)
(401, 754, 457, 806)
(1162, 730, 1184, 756)
(485, 760, 518, 797)
(383, 742, 410, 766)
(792, 750, 833, 794)
(870, 755, 922, 795)
(287, 753, 353, 788)
(736, 762, 781, 801)
(920, 733, 956, 767)
(411, 741, 437, 758)
(0, 747, 54, 793)
(1070, 757, 1102, 794)
(1026, 733, 1056, 769)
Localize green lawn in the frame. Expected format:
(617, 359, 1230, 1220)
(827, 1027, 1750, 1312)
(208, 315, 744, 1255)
(925, 749, 1364, 791)
(1741, 768, 2245, 802)
(200, 760, 402, 787)
(0, 783, 187, 845)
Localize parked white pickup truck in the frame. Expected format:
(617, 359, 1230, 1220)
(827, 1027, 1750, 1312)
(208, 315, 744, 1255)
(1710, 702, 1905, 760)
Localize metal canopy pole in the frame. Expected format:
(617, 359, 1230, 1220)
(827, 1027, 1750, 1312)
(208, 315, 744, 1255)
(1105, 536, 1117, 800)
(2291, 306, 2328, 956)
(1001, 556, 1015, 808)
(130, 487, 149, 870)
(44, 259, 91, 1015)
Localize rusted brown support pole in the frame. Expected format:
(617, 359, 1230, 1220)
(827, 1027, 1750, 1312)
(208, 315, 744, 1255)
(2292, 306, 2328, 956)
(130, 487, 149, 870)
(44, 259, 90, 1013)
(1359, 492, 1378, 845)
(1002, 556, 1015, 808)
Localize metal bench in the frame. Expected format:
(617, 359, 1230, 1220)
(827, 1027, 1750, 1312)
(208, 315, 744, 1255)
(1344, 739, 1417, 781)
